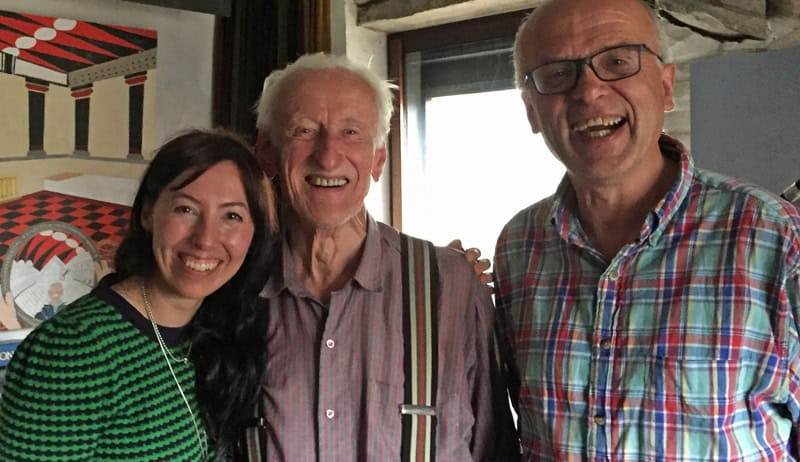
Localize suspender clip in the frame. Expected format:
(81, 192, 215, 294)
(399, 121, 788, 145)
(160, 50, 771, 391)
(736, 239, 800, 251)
(400, 404, 437, 416)
(246, 416, 267, 428)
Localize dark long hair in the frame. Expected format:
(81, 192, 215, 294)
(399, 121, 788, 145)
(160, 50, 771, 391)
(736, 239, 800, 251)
(114, 128, 277, 455)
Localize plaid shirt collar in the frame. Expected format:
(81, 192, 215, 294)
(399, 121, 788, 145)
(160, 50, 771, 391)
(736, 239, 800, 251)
(549, 133, 695, 252)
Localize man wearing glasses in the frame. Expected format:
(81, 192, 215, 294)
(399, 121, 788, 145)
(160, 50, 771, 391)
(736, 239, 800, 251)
(494, 0, 800, 460)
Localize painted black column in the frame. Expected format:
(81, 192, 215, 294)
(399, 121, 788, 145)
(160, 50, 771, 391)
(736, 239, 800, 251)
(71, 84, 92, 156)
(25, 79, 48, 157)
(1, 53, 14, 74)
(125, 72, 147, 160)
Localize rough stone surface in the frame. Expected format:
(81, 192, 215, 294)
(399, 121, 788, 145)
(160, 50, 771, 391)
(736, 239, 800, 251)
(662, 20, 723, 62)
(657, 0, 767, 39)
(358, 0, 542, 32)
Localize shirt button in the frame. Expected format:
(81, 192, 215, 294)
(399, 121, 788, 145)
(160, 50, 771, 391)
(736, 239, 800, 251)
(326, 409, 335, 419)
(607, 270, 619, 281)
(326, 339, 335, 349)
(594, 414, 606, 426)
(600, 338, 612, 350)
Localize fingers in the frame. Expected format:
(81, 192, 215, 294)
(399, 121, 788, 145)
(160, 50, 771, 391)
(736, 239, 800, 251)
(448, 241, 493, 291)
(476, 270, 495, 294)
(478, 272, 493, 284)
(476, 258, 494, 293)
(473, 257, 490, 274)
(464, 247, 482, 265)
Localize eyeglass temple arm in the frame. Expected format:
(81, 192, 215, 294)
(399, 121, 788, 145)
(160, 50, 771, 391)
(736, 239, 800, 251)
(781, 177, 800, 205)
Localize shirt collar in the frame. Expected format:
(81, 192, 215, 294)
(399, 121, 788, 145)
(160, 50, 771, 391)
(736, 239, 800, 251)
(549, 133, 695, 248)
(350, 215, 384, 292)
(259, 213, 384, 299)
(648, 133, 694, 244)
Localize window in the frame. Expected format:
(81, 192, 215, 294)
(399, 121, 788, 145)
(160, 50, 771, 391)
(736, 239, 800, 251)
(388, 12, 565, 260)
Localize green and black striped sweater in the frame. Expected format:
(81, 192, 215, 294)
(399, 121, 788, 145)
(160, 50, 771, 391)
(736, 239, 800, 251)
(0, 283, 210, 461)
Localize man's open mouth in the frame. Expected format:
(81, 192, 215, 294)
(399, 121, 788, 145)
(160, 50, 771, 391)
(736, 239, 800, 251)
(571, 116, 626, 138)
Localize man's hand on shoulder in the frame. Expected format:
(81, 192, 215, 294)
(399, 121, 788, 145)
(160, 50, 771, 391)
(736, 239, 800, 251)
(448, 239, 493, 289)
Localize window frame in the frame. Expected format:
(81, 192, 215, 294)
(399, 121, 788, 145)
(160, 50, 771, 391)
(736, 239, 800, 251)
(387, 10, 532, 229)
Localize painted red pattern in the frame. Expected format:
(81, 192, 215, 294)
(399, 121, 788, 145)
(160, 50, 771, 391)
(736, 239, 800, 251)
(0, 191, 130, 270)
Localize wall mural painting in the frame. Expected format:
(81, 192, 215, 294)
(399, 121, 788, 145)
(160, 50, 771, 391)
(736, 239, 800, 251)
(0, 10, 156, 389)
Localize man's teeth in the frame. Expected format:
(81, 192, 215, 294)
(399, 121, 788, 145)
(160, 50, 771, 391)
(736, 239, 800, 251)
(585, 129, 613, 138)
(309, 176, 348, 187)
(572, 116, 624, 135)
(183, 256, 218, 272)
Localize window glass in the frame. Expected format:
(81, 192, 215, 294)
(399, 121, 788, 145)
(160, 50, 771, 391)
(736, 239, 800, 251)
(401, 38, 564, 261)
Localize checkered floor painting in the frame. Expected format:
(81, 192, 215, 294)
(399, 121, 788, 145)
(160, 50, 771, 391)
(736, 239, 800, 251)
(0, 191, 130, 269)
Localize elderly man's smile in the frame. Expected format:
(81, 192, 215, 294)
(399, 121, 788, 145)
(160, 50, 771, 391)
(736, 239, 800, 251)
(306, 175, 349, 187)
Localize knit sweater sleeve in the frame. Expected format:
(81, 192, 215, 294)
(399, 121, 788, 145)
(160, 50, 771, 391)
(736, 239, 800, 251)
(0, 298, 116, 461)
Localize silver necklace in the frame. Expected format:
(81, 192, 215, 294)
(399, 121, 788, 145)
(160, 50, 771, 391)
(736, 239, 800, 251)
(139, 280, 209, 461)
(140, 282, 190, 364)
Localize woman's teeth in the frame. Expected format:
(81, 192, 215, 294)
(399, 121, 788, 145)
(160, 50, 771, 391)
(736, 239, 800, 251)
(183, 256, 218, 272)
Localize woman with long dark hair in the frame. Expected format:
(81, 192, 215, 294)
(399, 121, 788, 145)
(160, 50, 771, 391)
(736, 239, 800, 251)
(0, 129, 276, 460)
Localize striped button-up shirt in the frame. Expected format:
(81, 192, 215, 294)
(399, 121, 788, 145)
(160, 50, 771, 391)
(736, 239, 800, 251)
(257, 216, 517, 461)
(494, 135, 800, 461)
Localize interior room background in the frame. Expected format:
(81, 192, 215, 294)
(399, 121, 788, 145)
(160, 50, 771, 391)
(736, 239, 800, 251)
(0, 0, 798, 389)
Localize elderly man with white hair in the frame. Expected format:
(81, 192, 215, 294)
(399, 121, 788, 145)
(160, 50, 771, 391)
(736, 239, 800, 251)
(240, 53, 518, 461)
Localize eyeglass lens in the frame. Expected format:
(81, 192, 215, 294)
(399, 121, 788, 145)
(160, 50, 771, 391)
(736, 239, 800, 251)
(531, 45, 643, 94)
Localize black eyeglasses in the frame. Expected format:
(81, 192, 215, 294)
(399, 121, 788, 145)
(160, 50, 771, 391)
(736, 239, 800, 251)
(523, 44, 663, 95)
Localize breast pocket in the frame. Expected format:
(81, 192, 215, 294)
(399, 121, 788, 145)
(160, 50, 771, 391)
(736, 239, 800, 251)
(646, 354, 743, 413)
(623, 349, 773, 458)
(622, 289, 774, 414)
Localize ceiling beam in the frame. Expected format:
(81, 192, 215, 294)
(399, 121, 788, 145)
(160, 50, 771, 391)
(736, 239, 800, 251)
(121, 0, 231, 17)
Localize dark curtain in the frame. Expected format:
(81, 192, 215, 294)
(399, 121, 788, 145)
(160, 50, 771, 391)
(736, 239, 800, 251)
(302, 0, 331, 55)
(213, 0, 330, 140)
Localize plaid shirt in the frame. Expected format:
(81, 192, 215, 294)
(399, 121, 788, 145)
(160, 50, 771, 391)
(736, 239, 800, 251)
(494, 135, 800, 461)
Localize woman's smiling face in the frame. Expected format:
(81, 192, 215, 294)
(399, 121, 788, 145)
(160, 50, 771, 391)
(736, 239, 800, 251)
(143, 160, 255, 310)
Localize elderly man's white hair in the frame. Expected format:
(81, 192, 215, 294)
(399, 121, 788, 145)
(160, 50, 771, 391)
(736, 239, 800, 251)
(254, 53, 396, 147)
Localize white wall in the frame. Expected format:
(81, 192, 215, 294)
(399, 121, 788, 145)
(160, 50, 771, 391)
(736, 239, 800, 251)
(0, 0, 216, 146)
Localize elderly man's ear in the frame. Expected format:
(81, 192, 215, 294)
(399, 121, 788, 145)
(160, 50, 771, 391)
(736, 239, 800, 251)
(255, 131, 279, 177)
(371, 146, 387, 182)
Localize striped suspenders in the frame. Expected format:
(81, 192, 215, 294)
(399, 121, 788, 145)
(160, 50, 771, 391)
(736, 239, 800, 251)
(238, 234, 441, 462)
(240, 402, 267, 462)
(400, 234, 440, 462)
